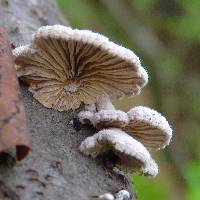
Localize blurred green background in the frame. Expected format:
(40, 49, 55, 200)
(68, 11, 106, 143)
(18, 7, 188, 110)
(57, 0, 200, 199)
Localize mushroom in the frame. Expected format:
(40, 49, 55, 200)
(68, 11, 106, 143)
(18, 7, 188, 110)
(124, 106, 172, 150)
(77, 96, 129, 129)
(78, 104, 96, 125)
(80, 128, 158, 177)
(13, 25, 148, 111)
(115, 190, 130, 200)
(91, 190, 130, 200)
(86, 96, 130, 129)
(91, 193, 114, 200)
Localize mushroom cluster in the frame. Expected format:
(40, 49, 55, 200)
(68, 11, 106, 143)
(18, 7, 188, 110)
(79, 99, 172, 177)
(13, 25, 172, 177)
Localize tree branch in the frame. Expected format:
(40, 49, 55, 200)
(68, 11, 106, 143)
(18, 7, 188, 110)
(0, 0, 133, 199)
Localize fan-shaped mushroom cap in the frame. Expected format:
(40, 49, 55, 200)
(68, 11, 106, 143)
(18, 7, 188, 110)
(92, 110, 129, 129)
(13, 25, 148, 111)
(78, 96, 129, 128)
(78, 110, 94, 125)
(78, 104, 96, 125)
(85, 96, 129, 129)
(115, 190, 130, 200)
(80, 128, 158, 176)
(124, 106, 172, 150)
(91, 193, 114, 200)
(78, 104, 96, 124)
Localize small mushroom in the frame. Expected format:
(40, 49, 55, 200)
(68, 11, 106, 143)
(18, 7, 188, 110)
(91, 193, 114, 200)
(78, 96, 129, 128)
(80, 128, 158, 176)
(91, 96, 129, 129)
(124, 106, 172, 150)
(78, 104, 96, 125)
(115, 190, 130, 200)
(91, 190, 130, 200)
(13, 25, 148, 111)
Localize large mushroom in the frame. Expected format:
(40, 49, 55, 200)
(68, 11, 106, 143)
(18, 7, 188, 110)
(80, 128, 158, 177)
(13, 25, 148, 111)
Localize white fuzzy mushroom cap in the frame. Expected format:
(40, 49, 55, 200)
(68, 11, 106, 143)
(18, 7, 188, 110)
(115, 190, 130, 200)
(92, 193, 114, 200)
(78, 110, 95, 125)
(125, 106, 172, 150)
(13, 25, 148, 111)
(84, 103, 97, 112)
(78, 104, 96, 125)
(32, 25, 141, 65)
(80, 128, 158, 176)
(92, 110, 129, 129)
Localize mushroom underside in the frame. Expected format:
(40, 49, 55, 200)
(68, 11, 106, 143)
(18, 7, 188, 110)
(95, 120, 127, 129)
(125, 121, 168, 149)
(83, 140, 143, 171)
(14, 25, 148, 111)
(125, 106, 172, 149)
(79, 128, 157, 175)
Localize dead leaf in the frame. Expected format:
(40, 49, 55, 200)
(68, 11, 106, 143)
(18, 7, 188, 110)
(0, 27, 31, 160)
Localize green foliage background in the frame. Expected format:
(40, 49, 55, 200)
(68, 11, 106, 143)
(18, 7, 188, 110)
(57, 0, 200, 199)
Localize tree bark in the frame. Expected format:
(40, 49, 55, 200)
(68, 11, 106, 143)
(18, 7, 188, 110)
(0, 0, 134, 199)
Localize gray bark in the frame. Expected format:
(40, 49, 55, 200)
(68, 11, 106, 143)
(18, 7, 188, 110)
(0, 0, 134, 199)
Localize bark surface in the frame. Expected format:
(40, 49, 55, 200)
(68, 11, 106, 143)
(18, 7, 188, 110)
(0, 0, 134, 199)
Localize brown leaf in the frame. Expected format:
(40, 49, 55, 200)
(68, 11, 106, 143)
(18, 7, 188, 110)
(0, 27, 31, 160)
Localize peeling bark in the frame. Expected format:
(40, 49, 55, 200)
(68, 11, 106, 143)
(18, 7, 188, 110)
(0, 27, 31, 160)
(0, 0, 135, 199)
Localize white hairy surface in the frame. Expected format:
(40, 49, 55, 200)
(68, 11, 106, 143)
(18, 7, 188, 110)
(92, 190, 130, 200)
(93, 110, 129, 129)
(125, 106, 173, 150)
(84, 104, 97, 112)
(78, 110, 94, 125)
(92, 193, 114, 200)
(80, 128, 158, 177)
(115, 190, 130, 200)
(32, 25, 141, 65)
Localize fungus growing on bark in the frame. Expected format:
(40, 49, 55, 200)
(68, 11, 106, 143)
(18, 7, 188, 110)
(115, 190, 130, 200)
(80, 128, 158, 177)
(78, 104, 96, 125)
(91, 189, 130, 200)
(91, 96, 129, 129)
(13, 25, 148, 111)
(124, 106, 172, 150)
(91, 193, 114, 200)
(78, 96, 130, 128)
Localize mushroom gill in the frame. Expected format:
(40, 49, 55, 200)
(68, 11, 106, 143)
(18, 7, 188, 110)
(13, 25, 148, 111)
